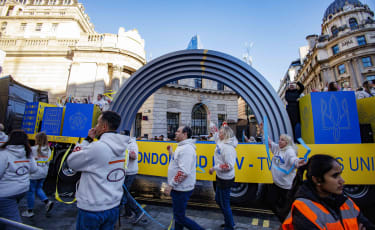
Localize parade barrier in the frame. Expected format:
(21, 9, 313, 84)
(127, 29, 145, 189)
(0, 217, 42, 230)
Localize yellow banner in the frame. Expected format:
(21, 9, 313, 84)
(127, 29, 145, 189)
(137, 141, 375, 185)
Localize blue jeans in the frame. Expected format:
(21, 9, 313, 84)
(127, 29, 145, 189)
(27, 179, 48, 209)
(76, 206, 119, 230)
(171, 190, 204, 230)
(0, 192, 26, 230)
(121, 174, 141, 216)
(215, 185, 234, 230)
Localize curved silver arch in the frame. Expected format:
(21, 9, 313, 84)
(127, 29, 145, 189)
(110, 49, 292, 140)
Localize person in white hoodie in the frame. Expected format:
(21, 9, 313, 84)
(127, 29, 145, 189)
(0, 123, 8, 143)
(0, 130, 39, 229)
(267, 134, 305, 222)
(120, 133, 144, 224)
(67, 111, 129, 230)
(22, 132, 54, 218)
(164, 126, 204, 230)
(209, 125, 238, 230)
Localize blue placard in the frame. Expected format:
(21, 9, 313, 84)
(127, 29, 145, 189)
(310, 91, 361, 144)
(22, 102, 39, 134)
(41, 107, 64, 136)
(62, 103, 94, 138)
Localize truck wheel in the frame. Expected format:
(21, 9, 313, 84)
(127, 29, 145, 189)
(344, 185, 375, 208)
(213, 182, 258, 204)
(55, 152, 81, 184)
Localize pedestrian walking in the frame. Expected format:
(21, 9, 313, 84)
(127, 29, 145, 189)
(0, 130, 39, 230)
(282, 154, 375, 230)
(22, 132, 54, 218)
(209, 124, 238, 230)
(164, 126, 204, 230)
(266, 134, 305, 222)
(121, 134, 144, 224)
(67, 111, 130, 230)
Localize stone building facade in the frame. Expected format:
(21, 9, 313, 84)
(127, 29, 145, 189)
(278, 0, 375, 100)
(0, 0, 146, 102)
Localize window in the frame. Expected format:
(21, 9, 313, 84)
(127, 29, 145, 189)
(332, 44, 339, 55)
(349, 18, 358, 30)
(51, 23, 58, 32)
(48, 0, 56, 5)
(34, 0, 43, 4)
(17, 0, 27, 4)
(338, 64, 346, 75)
(362, 57, 372, 68)
(20, 22, 27, 31)
(218, 114, 226, 128)
(135, 113, 142, 138)
(35, 23, 42, 31)
(194, 78, 202, 88)
(191, 104, 207, 136)
(167, 112, 179, 139)
(217, 82, 224, 90)
(366, 75, 375, 81)
(1, 22, 7, 31)
(63, 0, 71, 5)
(357, 36, 366, 46)
(169, 80, 178, 84)
(331, 26, 339, 37)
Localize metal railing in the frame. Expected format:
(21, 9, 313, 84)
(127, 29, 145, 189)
(0, 217, 42, 230)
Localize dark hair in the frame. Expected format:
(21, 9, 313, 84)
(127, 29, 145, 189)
(100, 111, 121, 131)
(182, 126, 192, 138)
(1, 130, 32, 158)
(328, 82, 338, 91)
(289, 154, 337, 199)
(122, 130, 130, 136)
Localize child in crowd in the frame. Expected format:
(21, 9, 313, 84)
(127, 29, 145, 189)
(22, 132, 54, 217)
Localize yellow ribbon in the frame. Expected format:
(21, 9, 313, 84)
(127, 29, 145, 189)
(55, 144, 77, 204)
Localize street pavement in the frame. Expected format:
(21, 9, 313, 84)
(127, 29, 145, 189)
(18, 195, 281, 230)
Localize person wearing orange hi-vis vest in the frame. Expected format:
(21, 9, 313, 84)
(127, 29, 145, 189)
(282, 154, 375, 230)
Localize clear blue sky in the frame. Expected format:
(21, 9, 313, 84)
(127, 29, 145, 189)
(79, 0, 375, 90)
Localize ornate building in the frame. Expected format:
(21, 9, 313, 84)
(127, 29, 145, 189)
(278, 0, 375, 100)
(0, 0, 146, 102)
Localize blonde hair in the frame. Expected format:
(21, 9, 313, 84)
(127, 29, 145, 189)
(35, 132, 48, 157)
(280, 134, 297, 153)
(220, 126, 234, 141)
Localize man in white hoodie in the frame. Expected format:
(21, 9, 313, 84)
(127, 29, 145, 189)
(67, 111, 129, 230)
(165, 126, 204, 230)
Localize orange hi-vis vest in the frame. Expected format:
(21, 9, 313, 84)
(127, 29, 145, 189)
(282, 197, 360, 230)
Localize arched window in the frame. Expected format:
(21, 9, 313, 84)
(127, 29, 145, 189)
(349, 18, 358, 30)
(331, 26, 339, 37)
(191, 104, 207, 136)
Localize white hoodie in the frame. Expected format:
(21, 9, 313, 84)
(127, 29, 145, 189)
(270, 141, 299, 189)
(125, 137, 139, 176)
(0, 145, 38, 197)
(67, 132, 129, 211)
(167, 139, 197, 192)
(213, 133, 238, 180)
(30, 145, 51, 180)
(0, 131, 8, 143)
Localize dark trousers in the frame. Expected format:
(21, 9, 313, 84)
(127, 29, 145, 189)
(0, 192, 26, 230)
(266, 183, 290, 222)
(76, 206, 119, 230)
(215, 184, 234, 230)
(171, 189, 204, 230)
(121, 174, 142, 216)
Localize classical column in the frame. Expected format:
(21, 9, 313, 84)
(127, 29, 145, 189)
(93, 63, 109, 97)
(66, 61, 80, 96)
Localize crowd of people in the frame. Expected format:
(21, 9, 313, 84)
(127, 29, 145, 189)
(1, 89, 375, 229)
(56, 93, 112, 111)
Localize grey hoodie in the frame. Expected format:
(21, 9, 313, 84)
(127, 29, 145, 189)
(0, 145, 38, 197)
(0, 131, 8, 143)
(213, 133, 238, 180)
(167, 138, 197, 192)
(67, 132, 129, 211)
(30, 145, 51, 180)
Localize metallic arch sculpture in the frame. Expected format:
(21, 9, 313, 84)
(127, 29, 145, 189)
(110, 49, 292, 140)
